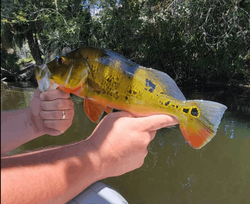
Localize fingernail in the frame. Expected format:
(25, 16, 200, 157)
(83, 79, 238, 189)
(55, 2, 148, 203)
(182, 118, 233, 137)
(40, 94, 45, 100)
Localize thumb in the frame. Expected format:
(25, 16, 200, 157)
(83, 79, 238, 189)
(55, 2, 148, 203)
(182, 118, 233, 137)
(137, 114, 179, 132)
(33, 88, 41, 98)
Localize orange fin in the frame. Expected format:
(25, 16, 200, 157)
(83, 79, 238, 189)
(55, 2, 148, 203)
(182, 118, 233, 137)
(179, 100, 227, 149)
(59, 85, 82, 94)
(180, 124, 213, 149)
(84, 98, 105, 123)
(105, 106, 113, 114)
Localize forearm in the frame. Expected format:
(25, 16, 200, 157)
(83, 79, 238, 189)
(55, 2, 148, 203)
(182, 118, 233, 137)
(1, 108, 42, 155)
(1, 139, 102, 204)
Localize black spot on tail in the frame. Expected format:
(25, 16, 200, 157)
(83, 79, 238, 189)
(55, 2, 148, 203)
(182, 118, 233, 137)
(183, 108, 189, 113)
(191, 108, 199, 117)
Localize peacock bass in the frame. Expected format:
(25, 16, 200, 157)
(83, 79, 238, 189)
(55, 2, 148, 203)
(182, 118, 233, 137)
(35, 47, 227, 149)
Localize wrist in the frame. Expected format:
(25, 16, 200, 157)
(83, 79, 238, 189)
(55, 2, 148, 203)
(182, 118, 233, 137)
(80, 139, 105, 181)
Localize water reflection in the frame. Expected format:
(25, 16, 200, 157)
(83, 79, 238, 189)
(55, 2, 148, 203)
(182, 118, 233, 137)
(1, 83, 250, 203)
(1, 84, 36, 111)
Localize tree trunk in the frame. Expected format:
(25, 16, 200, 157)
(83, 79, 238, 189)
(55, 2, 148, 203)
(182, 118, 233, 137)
(26, 28, 43, 65)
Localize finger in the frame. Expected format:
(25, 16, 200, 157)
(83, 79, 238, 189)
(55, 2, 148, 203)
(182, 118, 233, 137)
(109, 111, 136, 119)
(42, 125, 70, 136)
(41, 98, 74, 111)
(40, 109, 74, 120)
(137, 114, 179, 132)
(138, 130, 157, 146)
(148, 130, 157, 142)
(40, 89, 70, 101)
(43, 119, 72, 131)
(44, 129, 63, 136)
(33, 88, 41, 98)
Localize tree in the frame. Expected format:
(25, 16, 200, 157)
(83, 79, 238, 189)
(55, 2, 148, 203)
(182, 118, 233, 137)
(1, 0, 249, 83)
(1, 0, 47, 65)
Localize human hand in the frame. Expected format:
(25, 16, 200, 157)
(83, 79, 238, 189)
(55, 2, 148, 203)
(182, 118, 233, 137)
(29, 88, 74, 136)
(87, 111, 178, 179)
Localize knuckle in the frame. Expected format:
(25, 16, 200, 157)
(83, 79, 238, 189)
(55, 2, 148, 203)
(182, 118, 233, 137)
(44, 92, 52, 100)
(70, 100, 74, 107)
(138, 159, 145, 168)
(142, 137, 151, 147)
(144, 148, 148, 155)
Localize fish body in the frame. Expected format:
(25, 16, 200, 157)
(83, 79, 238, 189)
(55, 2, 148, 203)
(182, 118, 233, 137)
(35, 47, 227, 149)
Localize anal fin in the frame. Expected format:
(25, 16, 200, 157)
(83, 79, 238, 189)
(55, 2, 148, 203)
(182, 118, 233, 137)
(84, 98, 105, 123)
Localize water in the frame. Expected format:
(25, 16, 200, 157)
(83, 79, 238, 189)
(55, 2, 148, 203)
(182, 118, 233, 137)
(1, 83, 250, 203)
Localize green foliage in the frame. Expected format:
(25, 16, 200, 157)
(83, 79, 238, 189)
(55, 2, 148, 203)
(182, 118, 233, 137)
(93, 0, 250, 83)
(18, 57, 34, 66)
(1, 0, 249, 84)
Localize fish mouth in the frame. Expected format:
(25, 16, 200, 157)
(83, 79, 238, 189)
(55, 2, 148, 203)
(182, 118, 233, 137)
(35, 64, 58, 92)
(35, 64, 49, 80)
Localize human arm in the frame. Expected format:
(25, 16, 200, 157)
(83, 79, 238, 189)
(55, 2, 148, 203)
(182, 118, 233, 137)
(1, 88, 74, 156)
(1, 111, 178, 204)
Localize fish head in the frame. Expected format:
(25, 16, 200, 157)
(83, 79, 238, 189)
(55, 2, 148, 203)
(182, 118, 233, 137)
(35, 55, 90, 93)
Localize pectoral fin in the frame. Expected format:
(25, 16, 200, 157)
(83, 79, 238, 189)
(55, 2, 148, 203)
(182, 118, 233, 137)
(105, 106, 113, 113)
(87, 78, 105, 93)
(84, 98, 105, 123)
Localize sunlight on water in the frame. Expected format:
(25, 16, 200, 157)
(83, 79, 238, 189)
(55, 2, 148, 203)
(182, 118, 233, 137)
(1, 83, 250, 203)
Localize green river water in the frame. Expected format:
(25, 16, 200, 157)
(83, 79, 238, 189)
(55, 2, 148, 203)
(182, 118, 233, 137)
(1, 82, 250, 204)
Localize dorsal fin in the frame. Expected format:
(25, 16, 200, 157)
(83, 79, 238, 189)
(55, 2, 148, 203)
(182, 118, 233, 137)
(146, 68, 186, 101)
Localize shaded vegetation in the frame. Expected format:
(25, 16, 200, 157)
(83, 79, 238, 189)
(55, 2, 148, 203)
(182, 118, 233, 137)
(1, 0, 250, 85)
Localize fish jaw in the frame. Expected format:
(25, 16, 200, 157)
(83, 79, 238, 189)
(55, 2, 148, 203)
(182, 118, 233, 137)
(35, 64, 59, 92)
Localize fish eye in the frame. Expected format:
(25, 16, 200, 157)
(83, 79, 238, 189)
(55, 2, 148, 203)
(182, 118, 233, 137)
(58, 57, 65, 65)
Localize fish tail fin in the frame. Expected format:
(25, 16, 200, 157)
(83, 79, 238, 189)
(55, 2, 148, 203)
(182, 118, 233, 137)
(179, 100, 227, 149)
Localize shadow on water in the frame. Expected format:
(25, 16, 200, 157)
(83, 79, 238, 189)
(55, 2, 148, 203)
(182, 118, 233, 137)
(1, 83, 250, 203)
